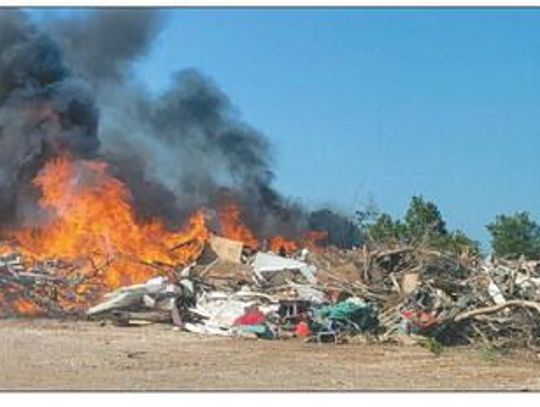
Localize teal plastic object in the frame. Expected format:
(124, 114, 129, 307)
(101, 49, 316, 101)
(314, 300, 378, 333)
(238, 324, 275, 339)
(316, 301, 364, 320)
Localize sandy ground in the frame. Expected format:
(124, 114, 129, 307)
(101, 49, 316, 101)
(0, 319, 539, 391)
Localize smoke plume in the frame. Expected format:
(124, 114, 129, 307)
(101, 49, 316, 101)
(0, 9, 307, 237)
(0, 10, 99, 225)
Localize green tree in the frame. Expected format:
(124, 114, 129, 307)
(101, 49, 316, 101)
(356, 202, 404, 245)
(404, 196, 448, 243)
(356, 204, 379, 236)
(358, 196, 479, 256)
(487, 212, 540, 259)
(367, 213, 404, 244)
(444, 230, 481, 257)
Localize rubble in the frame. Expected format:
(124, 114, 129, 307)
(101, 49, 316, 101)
(209, 236, 244, 264)
(252, 252, 317, 284)
(4, 235, 540, 350)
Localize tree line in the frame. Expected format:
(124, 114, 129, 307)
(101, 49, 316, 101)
(308, 196, 540, 259)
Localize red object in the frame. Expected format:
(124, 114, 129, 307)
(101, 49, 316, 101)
(401, 310, 439, 329)
(295, 321, 311, 337)
(234, 309, 266, 326)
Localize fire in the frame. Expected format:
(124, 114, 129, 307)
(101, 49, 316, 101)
(6, 155, 210, 300)
(218, 203, 259, 250)
(269, 236, 298, 255)
(12, 298, 42, 317)
(0, 154, 328, 317)
(217, 203, 326, 255)
(268, 231, 326, 255)
(303, 230, 327, 249)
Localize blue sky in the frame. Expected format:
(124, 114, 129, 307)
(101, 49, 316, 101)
(28, 8, 540, 248)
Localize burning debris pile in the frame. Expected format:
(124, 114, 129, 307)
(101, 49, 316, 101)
(0, 154, 210, 316)
(2, 10, 540, 351)
(6, 209, 540, 350)
(0, 125, 537, 349)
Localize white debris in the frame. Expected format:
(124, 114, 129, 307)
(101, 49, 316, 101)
(253, 252, 317, 283)
(87, 276, 180, 316)
(184, 289, 279, 336)
(285, 282, 326, 304)
(144, 276, 168, 294)
(487, 278, 506, 305)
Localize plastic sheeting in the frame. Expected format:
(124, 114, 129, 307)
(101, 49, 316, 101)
(253, 252, 317, 283)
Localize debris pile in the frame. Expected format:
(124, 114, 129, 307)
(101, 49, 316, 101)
(0, 251, 95, 317)
(3, 233, 540, 349)
(307, 245, 540, 348)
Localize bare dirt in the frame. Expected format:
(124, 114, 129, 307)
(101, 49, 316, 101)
(0, 319, 539, 391)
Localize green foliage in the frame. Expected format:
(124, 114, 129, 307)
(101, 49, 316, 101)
(404, 196, 448, 242)
(443, 230, 481, 257)
(367, 214, 404, 244)
(422, 337, 443, 356)
(357, 195, 480, 257)
(487, 212, 540, 260)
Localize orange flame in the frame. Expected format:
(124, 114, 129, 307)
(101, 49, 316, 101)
(5, 155, 210, 307)
(269, 236, 299, 255)
(218, 203, 259, 250)
(0, 154, 330, 316)
(303, 230, 327, 248)
(12, 298, 42, 316)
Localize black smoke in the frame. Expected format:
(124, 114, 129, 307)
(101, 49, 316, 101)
(0, 9, 308, 238)
(0, 10, 99, 225)
(50, 9, 163, 85)
(308, 209, 362, 249)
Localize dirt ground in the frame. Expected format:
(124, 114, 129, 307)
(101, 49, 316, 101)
(0, 319, 539, 391)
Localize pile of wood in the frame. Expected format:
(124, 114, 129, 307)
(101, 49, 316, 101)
(0, 252, 86, 317)
(308, 244, 540, 349)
